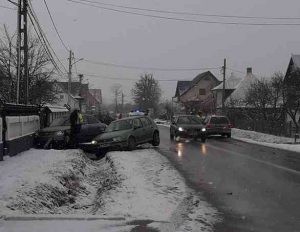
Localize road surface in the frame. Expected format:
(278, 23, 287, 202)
(157, 125, 300, 232)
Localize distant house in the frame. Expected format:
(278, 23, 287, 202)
(174, 71, 221, 114)
(212, 72, 242, 109)
(225, 68, 258, 107)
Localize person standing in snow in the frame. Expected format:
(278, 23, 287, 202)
(70, 109, 82, 147)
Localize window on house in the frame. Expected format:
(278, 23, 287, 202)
(199, 89, 206, 95)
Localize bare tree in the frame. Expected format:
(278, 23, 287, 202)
(131, 73, 161, 114)
(284, 69, 300, 132)
(111, 83, 122, 114)
(0, 25, 58, 104)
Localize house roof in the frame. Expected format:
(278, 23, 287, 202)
(58, 82, 89, 96)
(291, 54, 300, 68)
(176, 71, 220, 97)
(212, 73, 242, 91)
(175, 81, 191, 97)
(225, 69, 258, 106)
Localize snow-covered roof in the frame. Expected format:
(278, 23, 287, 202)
(44, 104, 69, 113)
(225, 69, 258, 106)
(212, 73, 242, 91)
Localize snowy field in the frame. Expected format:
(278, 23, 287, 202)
(0, 149, 220, 231)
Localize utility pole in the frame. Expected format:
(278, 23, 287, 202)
(121, 92, 124, 113)
(16, 0, 29, 104)
(222, 58, 227, 114)
(67, 50, 72, 106)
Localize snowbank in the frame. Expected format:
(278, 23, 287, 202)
(232, 128, 300, 153)
(0, 148, 220, 231)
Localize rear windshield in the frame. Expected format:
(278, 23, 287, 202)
(210, 117, 229, 124)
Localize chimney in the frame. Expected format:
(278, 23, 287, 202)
(247, 67, 252, 74)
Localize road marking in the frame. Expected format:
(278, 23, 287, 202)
(206, 143, 300, 176)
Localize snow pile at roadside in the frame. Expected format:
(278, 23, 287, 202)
(0, 149, 120, 215)
(99, 149, 220, 231)
(232, 128, 300, 153)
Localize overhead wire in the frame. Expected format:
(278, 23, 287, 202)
(83, 59, 221, 72)
(74, 0, 300, 21)
(43, 0, 69, 52)
(28, 1, 68, 74)
(66, 0, 300, 26)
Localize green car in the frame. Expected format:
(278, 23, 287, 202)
(91, 116, 160, 151)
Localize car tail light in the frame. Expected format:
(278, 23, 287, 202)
(206, 124, 211, 129)
(228, 123, 233, 128)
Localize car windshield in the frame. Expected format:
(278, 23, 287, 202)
(177, 116, 203, 124)
(210, 117, 229, 124)
(106, 120, 132, 132)
(50, 117, 70, 127)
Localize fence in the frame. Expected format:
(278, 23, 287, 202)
(5, 115, 40, 156)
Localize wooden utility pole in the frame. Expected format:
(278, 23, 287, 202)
(16, 0, 29, 104)
(67, 50, 72, 106)
(222, 58, 227, 114)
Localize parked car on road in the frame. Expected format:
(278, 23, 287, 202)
(34, 114, 107, 149)
(203, 115, 232, 138)
(170, 115, 207, 142)
(89, 116, 160, 152)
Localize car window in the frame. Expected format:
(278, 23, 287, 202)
(140, 117, 151, 127)
(133, 118, 142, 128)
(177, 116, 202, 124)
(87, 115, 99, 124)
(210, 117, 229, 124)
(106, 119, 132, 132)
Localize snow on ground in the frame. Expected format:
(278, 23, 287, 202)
(232, 128, 300, 153)
(0, 148, 220, 231)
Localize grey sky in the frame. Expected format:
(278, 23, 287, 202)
(1, 0, 300, 103)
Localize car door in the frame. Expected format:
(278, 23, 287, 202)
(140, 117, 153, 141)
(132, 118, 145, 143)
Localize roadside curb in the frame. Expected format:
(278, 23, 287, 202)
(0, 214, 126, 221)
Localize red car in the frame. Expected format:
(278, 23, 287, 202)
(203, 115, 233, 138)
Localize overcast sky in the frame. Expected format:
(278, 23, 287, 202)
(1, 0, 300, 104)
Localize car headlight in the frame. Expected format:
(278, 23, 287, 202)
(91, 140, 98, 145)
(113, 137, 123, 142)
(201, 128, 206, 132)
(55, 131, 64, 136)
(178, 127, 185, 132)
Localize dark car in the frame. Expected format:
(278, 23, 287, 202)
(34, 114, 107, 149)
(170, 115, 207, 142)
(203, 115, 232, 138)
(90, 116, 160, 152)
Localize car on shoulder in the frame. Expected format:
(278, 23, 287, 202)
(203, 115, 233, 138)
(170, 115, 207, 142)
(34, 114, 107, 149)
(90, 116, 160, 152)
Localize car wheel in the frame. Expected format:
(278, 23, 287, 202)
(201, 137, 206, 143)
(227, 133, 231, 138)
(152, 131, 160, 146)
(127, 136, 136, 151)
(170, 130, 174, 140)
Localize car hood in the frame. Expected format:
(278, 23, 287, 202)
(177, 124, 204, 129)
(40, 126, 70, 133)
(94, 129, 132, 141)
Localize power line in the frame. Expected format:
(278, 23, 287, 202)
(66, 0, 300, 26)
(83, 59, 221, 72)
(79, 72, 197, 82)
(28, 1, 68, 73)
(0, 5, 15, 10)
(74, 0, 300, 21)
(43, 0, 69, 51)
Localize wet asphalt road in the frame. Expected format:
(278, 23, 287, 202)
(157, 126, 300, 232)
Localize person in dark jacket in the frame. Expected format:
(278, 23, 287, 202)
(70, 109, 79, 147)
